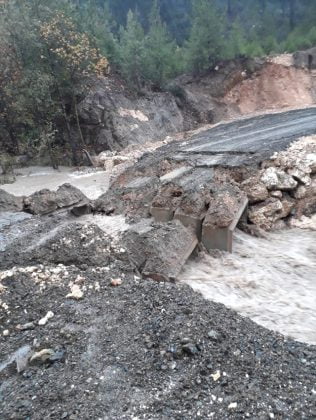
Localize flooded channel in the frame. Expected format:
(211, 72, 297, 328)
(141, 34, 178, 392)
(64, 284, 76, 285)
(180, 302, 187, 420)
(180, 223, 316, 345)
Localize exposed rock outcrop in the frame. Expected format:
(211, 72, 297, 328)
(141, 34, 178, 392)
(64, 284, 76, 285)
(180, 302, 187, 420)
(78, 77, 185, 153)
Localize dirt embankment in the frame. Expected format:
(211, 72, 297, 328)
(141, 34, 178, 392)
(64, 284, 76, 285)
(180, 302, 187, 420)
(224, 61, 315, 115)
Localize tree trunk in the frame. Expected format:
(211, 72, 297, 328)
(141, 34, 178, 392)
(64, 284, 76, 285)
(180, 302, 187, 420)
(73, 93, 86, 147)
(5, 116, 19, 154)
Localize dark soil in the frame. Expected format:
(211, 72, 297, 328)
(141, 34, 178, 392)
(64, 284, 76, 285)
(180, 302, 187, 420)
(1, 234, 315, 419)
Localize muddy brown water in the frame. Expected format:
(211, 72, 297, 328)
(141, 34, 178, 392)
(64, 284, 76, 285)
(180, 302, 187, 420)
(180, 224, 316, 345)
(1, 167, 316, 345)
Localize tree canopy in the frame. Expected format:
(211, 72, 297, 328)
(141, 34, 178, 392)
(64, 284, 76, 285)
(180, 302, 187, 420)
(0, 0, 315, 162)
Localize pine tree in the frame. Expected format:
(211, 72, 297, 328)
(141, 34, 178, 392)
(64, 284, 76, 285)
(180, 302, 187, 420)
(117, 10, 145, 90)
(143, 0, 179, 87)
(185, 0, 224, 73)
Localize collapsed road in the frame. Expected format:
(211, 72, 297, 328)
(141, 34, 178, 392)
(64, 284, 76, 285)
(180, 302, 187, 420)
(0, 108, 316, 419)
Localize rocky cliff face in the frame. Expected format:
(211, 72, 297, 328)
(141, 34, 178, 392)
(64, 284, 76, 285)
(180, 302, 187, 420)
(78, 54, 316, 154)
(78, 77, 186, 153)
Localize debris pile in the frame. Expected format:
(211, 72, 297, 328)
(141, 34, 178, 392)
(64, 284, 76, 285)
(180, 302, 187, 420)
(245, 136, 316, 229)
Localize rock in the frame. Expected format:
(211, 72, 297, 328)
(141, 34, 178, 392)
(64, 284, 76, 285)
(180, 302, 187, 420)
(30, 349, 55, 363)
(248, 198, 283, 230)
(24, 189, 57, 215)
(261, 167, 297, 191)
(121, 220, 198, 282)
(0, 189, 24, 212)
(110, 278, 122, 287)
(270, 190, 282, 198)
(113, 156, 131, 166)
(294, 186, 307, 199)
(66, 284, 84, 300)
(280, 195, 295, 218)
(55, 184, 89, 209)
(16, 322, 35, 331)
(207, 330, 220, 340)
(24, 184, 89, 215)
(211, 370, 221, 382)
(78, 78, 185, 152)
(30, 348, 65, 364)
(287, 168, 311, 185)
(305, 153, 316, 173)
(38, 311, 54, 326)
(0, 345, 33, 374)
(241, 177, 269, 203)
(182, 343, 199, 356)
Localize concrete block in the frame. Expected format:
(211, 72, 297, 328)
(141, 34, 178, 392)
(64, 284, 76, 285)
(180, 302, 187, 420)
(121, 220, 198, 282)
(150, 206, 174, 223)
(202, 197, 248, 253)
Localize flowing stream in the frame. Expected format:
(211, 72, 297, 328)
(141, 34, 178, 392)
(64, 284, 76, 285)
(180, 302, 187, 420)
(180, 223, 316, 345)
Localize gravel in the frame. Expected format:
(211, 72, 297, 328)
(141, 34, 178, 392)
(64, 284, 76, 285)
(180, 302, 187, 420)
(1, 257, 315, 419)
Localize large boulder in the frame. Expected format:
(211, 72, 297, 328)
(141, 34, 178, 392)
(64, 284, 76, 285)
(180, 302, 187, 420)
(0, 190, 24, 212)
(55, 184, 89, 209)
(24, 184, 89, 215)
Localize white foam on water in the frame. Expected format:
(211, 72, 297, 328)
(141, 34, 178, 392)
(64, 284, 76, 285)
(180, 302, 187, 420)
(180, 226, 316, 345)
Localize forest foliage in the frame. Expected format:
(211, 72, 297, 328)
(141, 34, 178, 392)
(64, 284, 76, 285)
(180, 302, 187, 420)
(0, 0, 316, 162)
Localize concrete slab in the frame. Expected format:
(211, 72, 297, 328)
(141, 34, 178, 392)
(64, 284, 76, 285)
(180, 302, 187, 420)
(160, 166, 191, 184)
(126, 176, 158, 190)
(176, 168, 214, 191)
(174, 192, 208, 239)
(121, 220, 198, 282)
(202, 191, 248, 253)
(150, 206, 174, 223)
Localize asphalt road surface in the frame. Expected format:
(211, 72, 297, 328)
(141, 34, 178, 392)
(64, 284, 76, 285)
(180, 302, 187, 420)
(175, 107, 316, 167)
